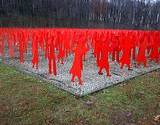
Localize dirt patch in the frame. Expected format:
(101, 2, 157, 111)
(109, 110, 135, 125)
(109, 109, 160, 125)
(0, 103, 9, 116)
(137, 116, 160, 125)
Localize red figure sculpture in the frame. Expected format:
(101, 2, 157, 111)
(0, 31, 4, 56)
(97, 32, 111, 76)
(32, 32, 39, 69)
(111, 32, 120, 62)
(130, 32, 137, 61)
(46, 32, 57, 75)
(136, 32, 147, 67)
(70, 36, 88, 85)
(17, 30, 29, 63)
(120, 32, 132, 69)
(57, 31, 65, 64)
(149, 31, 160, 63)
(93, 32, 102, 66)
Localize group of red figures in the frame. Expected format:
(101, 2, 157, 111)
(0, 28, 160, 85)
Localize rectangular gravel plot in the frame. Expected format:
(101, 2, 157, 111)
(3, 51, 160, 96)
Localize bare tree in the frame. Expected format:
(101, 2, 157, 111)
(0, 0, 159, 29)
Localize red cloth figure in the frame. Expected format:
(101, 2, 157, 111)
(32, 32, 39, 68)
(8, 33, 15, 58)
(18, 32, 24, 63)
(38, 31, 45, 51)
(57, 31, 66, 64)
(47, 32, 57, 75)
(57, 31, 63, 63)
(70, 36, 88, 85)
(15, 29, 29, 63)
(120, 32, 132, 69)
(63, 30, 71, 58)
(93, 32, 103, 66)
(136, 32, 147, 67)
(97, 32, 111, 76)
(44, 31, 50, 59)
(149, 31, 160, 63)
(111, 32, 120, 62)
(130, 31, 137, 61)
(158, 32, 160, 59)
(146, 31, 152, 56)
(0, 31, 5, 56)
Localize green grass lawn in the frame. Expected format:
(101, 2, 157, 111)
(0, 63, 160, 125)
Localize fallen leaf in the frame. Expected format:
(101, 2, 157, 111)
(154, 115, 160, 122)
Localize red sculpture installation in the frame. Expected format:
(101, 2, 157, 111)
(149, 31, 160, 63)
(94, 32, 111, 76)
(136, 32, 148, 67)
(119, 32, 132, 69)
(70, 33, 88, 85)
(46, 31, 57, 75)
(111, 32, 120, 63)
(0, 28, 160, 85)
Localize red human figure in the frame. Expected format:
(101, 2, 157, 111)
(44, 31, 50, 59)
(8, 33, 15, 58)
(0, 31, 4, 56)
(146, 31, 152, 55)
(120, 33, 132, 69)
(69, 37, 88, 85)
(63, 30, 71, 58)
(136, 32, 148, 67)
(32, 33, 39, 69)
(92, 32, 101, 64)
(13, 32, 18, 47)
(21, 30, 29, 53)
(57, 31, 66, 64)
(158, 32, 160, 59)
(32, 30, 46, 68)
(38, 31, 45, 51)
(16, 30, 29, 63)
(47, 32, 57, 76)
(93, 32, 102, 66)
(97, 34, 111, 77)
(149, 31, 160, 63)
(111, 32, 120, 62)
(18, 32, 25, 63)
(57, 31, 63, 63)
(130, 31, 137, 61)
